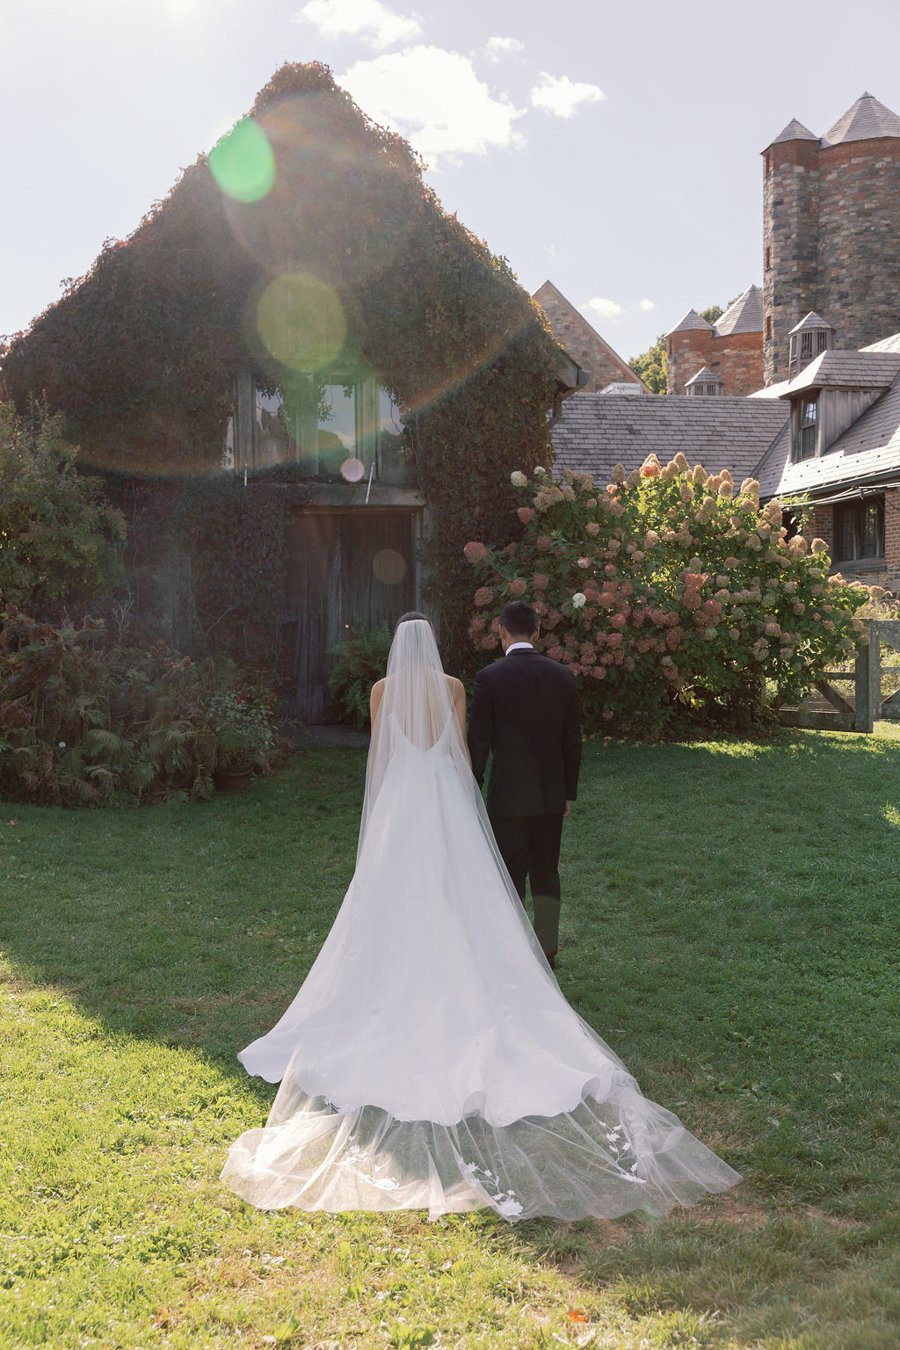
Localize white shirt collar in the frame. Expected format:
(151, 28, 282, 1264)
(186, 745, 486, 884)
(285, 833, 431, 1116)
(505, 642, 534, 655)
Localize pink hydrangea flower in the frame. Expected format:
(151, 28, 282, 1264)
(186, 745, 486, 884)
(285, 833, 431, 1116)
(464, 541, 487, 564)
(517, 507, 535, 524)
(508, 578, 527, 596)
(536, 534, 552, 553)
(474, 586, 493, 607)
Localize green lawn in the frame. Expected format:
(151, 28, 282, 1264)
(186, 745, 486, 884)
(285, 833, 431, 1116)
(1, 726, 898, 1348)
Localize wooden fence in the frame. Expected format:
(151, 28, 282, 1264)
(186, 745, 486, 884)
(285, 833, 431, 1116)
(774, 619, 900, 733)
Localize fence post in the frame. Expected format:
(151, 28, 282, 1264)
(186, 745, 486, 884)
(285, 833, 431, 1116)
(854, 622, 878, 733)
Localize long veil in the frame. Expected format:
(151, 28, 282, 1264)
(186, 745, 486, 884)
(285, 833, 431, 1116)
(221, 618, 741, 1220)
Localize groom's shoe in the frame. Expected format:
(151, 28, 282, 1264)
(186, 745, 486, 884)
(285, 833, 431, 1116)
(546, 951, 558, 971)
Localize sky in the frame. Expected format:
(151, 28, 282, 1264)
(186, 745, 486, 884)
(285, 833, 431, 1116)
(2, 0, 899, 363)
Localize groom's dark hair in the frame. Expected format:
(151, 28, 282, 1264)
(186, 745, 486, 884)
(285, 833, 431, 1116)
(500, 601, 538, 638)
(396, 611, 428, 628)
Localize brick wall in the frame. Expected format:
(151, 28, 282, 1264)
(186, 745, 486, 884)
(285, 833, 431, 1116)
(667, 329, 763, 396)
(884, 487, 900, 568)
(810, 503, 834, 552)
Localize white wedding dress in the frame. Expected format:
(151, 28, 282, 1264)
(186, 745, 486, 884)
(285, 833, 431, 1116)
(221, 620, 740, 1220)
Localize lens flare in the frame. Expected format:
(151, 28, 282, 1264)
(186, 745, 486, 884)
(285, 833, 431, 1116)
(372, 549, 406, 586)
(209, 119, 276, 204)
(256, 273, 347, 372)
(340, 456, 366, 483)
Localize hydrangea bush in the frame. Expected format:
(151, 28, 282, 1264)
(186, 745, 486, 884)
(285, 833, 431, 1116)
(465, 455, 871, 736)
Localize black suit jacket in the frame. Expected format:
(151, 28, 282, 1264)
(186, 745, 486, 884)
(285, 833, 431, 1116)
(468, 649, 582, 818)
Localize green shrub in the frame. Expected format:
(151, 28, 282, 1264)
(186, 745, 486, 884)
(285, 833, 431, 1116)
(0, 605, 282, 806)
(327, 627, 392, 728)
(464, 455, 872, 737)
(0, 400, 125, 616)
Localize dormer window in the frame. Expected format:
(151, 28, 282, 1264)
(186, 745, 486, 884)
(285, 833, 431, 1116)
(794, 395, 818, 461)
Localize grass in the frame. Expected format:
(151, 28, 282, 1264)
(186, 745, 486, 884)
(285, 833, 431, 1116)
(1, 724, 898, 1348)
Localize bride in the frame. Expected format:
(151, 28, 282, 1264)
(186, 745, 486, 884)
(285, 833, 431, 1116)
(221, 614, 740, 1220)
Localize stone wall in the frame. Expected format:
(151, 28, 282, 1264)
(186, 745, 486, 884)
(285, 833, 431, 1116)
(764, 138, 820, 385)
(817, 141, 900, 356)
(533, 282, 645, 394)
(763, 136, 900, 384)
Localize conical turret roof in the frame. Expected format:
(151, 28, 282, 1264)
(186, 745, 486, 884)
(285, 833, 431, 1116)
(666, 308, 713, 336)
(767, 117, 818, 147)
(789, 311, 835, 335)
(714, 285, 764, 336)
(822, 92, 900, 145)
(685, 366, 724, 386)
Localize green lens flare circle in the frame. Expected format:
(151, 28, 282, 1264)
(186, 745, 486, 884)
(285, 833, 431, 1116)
(209, 119, 276, 204)
(256, 274, 347, 372)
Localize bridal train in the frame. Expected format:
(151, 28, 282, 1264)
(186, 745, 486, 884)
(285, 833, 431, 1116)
(221, 621, 740, 1221)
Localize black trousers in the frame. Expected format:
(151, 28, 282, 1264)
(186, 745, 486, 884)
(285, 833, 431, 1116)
(489, 812, 565, 958)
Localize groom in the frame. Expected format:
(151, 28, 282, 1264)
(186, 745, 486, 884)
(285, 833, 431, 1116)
(468, 600, 582, 968)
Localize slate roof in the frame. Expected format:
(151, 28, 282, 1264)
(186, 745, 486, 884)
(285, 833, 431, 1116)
(667, 308, 713, 336)
(756, 376, 900, 500)
(768, 117, 818, 146)
(779, 350, 900, 395)
(714, 285, 764, 336)
(862, 332, 900, 354)
(551, 394, 788, 486)
(789, 311, 834, 335)
(599, 382, 645, 396)
(822, 92, 900, 146)
(685, 366, 724, 386)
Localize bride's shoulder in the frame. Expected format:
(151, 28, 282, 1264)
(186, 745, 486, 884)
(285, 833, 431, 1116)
(444, 674, 464, 692)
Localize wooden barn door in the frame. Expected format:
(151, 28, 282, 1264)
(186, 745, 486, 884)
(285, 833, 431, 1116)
(287, 509, 420, 722)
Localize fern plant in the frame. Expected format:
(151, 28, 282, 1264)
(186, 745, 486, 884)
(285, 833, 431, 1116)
(327, 627, 393, 728)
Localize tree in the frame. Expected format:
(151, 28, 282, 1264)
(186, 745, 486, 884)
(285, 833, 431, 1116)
(627, 299, 737, 394)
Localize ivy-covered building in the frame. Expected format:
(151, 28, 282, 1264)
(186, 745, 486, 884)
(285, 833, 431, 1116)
(1, 63, 571, 719)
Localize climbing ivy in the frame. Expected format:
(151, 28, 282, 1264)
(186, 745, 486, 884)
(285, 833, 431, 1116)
(2, 63, 560, 674)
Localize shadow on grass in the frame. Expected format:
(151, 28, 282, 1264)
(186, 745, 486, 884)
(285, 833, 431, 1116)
(1, 728, 898, 1160)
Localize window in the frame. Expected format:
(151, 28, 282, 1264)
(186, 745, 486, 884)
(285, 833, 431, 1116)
(706, 383, 718, 395)
(765, 315, 772, 339)
(228, 374, 413, 481)
(816, 330, 830, 354)
(795, 396, 818, 461)
(764, 153, 771, 176)
(765, 246, 771, 271)
(800, 331, 814, 363)
(834, 498, 885, 561)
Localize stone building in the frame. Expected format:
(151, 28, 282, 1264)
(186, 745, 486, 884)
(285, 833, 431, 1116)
(665, 286, 764, 396)
(532, 281, 649, 394)
(762, 92, 900, 385)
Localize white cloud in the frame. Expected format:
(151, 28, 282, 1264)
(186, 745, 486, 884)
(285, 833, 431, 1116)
(583, 297, 623, 320)
(485, 35, 525, 62)
(639, 298, 655, 311)
(295, 0, 422, 50)
(530, 72, 606, 120)
(338, 46, 524, 163)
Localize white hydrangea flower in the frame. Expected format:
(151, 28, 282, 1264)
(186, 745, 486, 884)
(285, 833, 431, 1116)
(572, 593, 587, 609)
(510, 470, 528, 487)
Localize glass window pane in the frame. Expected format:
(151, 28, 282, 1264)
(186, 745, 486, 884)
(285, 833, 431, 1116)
(317, 385, 356, 458)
